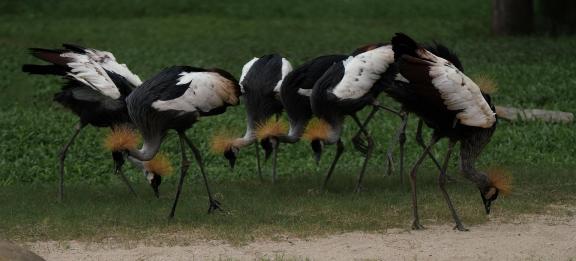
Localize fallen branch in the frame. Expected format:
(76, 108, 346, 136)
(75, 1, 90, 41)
(495, 106, 574, 123)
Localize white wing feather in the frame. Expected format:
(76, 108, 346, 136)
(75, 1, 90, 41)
(239, 57, 259, 93)
(151, 72, 238, 113)
(273, 58, 293, 93)
(60, 48, 143, 100)
(418, 49, 496, 128)
(331, 45, 395, 100)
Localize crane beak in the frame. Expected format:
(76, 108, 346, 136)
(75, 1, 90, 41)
(311, 140, 323, 165)
(224, 149, 237, 170)
(483, 197, 492, 214)
(150, 174, 161, 198)
(261, 139, 274, 161)
(481, 191, 492, 215)
(112, 151, 125, 175)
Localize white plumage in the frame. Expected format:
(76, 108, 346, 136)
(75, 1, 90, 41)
(417, 49, 496, 128)
(394, 73, 410, 83)
(151, 72, 238, 113)
(272, 58, 293, 93)
(331, 45, 395, 100)
(61, 48, 143, 100)
(239, 57, 258, 94)
(297, 88, 312, 97)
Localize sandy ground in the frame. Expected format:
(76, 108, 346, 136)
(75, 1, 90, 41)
(23, 213, 576, 261)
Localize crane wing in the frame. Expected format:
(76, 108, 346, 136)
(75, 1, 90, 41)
(403, 48, 496, 128)
(239, 57, 259, 94)
(151, 71, 239, 113)
(273, 58, 293, 93)
(24, 44, 142, 100)
(331, 45, 395, 100)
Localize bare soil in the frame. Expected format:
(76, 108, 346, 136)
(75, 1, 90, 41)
(24, 213, 576, 261)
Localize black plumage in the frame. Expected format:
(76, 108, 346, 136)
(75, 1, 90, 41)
(125, 65, 241, 218)
(279, 55, 348, 142)
(22, 44, 147, 200)
(221, 54, 287, 181)
(388, 33, 499, 231)
(309, 45, 397, 192)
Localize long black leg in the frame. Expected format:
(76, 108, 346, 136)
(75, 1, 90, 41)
(181, 133, 222, 213)
(384, 111, 408, 178)
(271, 138, 279, 184)
(255, 142, 263, 182)
(410, 135, 439, 230)
(321, 139, 344, 191)
(351, 105, 380, 154)
(398, 112, 407, 182)
(169, 134, 190, 219)
(113, 158, 138, 197)
(58, 122, 85, 202)
(351, 114, 374, 193)
(415, 119, 444, 172)
(438, 140, 467, 231)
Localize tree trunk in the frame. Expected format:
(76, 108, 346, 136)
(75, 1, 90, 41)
(540, 0, 576, 36)
(492, 0, 534, 35)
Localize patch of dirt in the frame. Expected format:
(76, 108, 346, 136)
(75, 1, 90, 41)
(25, 213, 576, 261)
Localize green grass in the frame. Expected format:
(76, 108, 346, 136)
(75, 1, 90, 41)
(0, 0, 575, 242)
(1, 167, 574, 244)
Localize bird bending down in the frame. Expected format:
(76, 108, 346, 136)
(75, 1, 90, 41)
(279, 55, 349, 147)
(306, 44, 397, 192)
(116, 65, 241, 218)
(213, 54, 292, 183)
(388, 33, 508, 231)
(22, 44, 164, 200)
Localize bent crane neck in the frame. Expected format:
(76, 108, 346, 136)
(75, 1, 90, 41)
(459, 137, 489, 188)
(278, 121, 306, 144)
(128, 137, 162, 161)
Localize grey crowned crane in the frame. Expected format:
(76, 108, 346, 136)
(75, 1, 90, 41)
(212, 54, 292, 183)
(22, 44, 168, 200)
(388, 33, 509, 231)
(111, 65, 241, 218)
(305, 44, 397, 192)
(279, 55, 348, 145)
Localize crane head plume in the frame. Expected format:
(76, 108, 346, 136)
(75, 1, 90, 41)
(210, 130, 241, 169)
(302, 118, 330, 142)
(255, 118, 288, 160)
(487, 167, 512, 195)
(255, 118, 288, 141)
(303, 118, 331, 164)
(472, 74, 498, 94)
(481, 167, 512, 214)
(144, 153, 173, 177)
(143, 153, 173, 198)
(104, 126, 139, 152)
(211, 131, 237, 154)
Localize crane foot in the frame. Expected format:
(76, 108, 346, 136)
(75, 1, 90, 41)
(411, 220, 425, 230)
(208, 199, 222, 214)
(453, 224, 469, 231)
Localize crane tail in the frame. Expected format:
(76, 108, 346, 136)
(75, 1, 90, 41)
(22, 64, 66, 75)
(28, 48, 71, 66)
(391, 33, 419, 59)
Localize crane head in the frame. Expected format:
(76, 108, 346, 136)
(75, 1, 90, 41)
(480, 187, 499, 214)
(145, 172, 162, 198)
(260, 138, 275, 160)
(210, 131, 241, 170)
(112, 151, 126, 176)
(143, 153, 173, 198)
(481, 168, 512, 214)
(302, 118, 330, 165)
(310, 139, 324, 164)
(223, 147, 238, 169)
